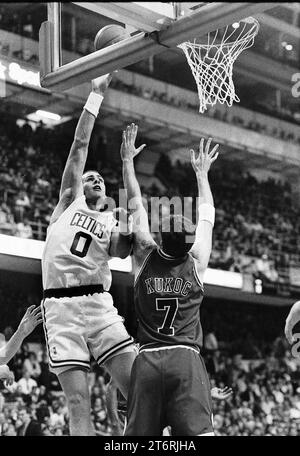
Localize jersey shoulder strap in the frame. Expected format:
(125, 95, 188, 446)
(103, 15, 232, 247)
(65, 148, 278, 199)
(134, 247, 156, 285)
(49, 194, 86, 227)
(188, 252, 204, 291)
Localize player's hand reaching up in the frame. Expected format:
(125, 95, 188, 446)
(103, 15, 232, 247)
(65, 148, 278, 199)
(18, 305, 43, 338)
(92, 73, 113, 96)
(190, 137, 219, 176)
(0, 365, 15, 387)
(211, 386, 233, 401)
(285, 301, 300, 344)
(120, 123, 146, 162)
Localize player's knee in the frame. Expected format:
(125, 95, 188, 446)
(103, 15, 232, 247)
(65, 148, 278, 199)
(106, 377, 116, 390)
(67, 390, 89, 411)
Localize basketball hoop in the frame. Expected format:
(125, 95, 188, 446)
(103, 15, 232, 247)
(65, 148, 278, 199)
(178, 17, 259, 113)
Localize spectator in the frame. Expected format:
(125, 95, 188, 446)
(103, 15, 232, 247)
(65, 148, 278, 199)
(23, 352, 41, 379)
(0, 204, 16, 235)
(16, 407, 43, 436)
(17, 369, 37, 396)
(15, 217, 33, 239)
(14, 190, 30, 222)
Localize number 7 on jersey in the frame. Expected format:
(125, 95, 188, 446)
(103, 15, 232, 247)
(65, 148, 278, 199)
(156, 298, 179, 336)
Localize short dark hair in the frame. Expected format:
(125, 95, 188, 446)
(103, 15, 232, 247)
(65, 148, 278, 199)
(160, 215, 195, 257)
(82, 170, 103, 180)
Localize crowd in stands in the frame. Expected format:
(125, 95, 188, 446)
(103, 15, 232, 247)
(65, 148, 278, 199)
(0, 5, 40, 65)
(0, 344, 112, 436)
(109, 78, 300, 144)
(201, 300, 300, 436)
(207, 347, 300, 436)
(0, 117, 64, 239)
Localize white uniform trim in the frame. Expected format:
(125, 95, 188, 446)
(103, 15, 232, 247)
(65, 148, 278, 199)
(157, 249, 181, 260)
(189, 253, 204, 291)
(134, 248, 155, 285)
(139, 345, 199, 355)
(197, 432, 215, 436)
(96, 336, 135, 365)
(49, 360, 90, 368)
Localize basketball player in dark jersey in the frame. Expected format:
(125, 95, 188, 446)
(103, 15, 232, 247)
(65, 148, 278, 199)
(120, 123, 219, 436)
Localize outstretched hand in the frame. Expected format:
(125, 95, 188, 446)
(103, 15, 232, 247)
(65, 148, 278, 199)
(190, 137, 219, 175)
(120, 123, 146, 162)
(285, 303, 300, 345)
(211, 386, 233, 401)
(92, 73, 113, 96)
(0, 365, 15, 387)
(18, 305, 43, 338)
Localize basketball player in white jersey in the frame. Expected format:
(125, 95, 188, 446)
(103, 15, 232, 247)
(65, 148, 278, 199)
(41, 73, 136, 436)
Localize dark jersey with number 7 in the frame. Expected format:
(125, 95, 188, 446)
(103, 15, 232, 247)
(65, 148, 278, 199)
(134, 248, 204, 350)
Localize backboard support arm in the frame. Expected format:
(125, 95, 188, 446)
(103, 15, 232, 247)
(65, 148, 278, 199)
(39, 2, 277, 92)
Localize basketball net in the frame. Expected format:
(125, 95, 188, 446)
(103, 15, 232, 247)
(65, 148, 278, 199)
(178, 17, 259, 113)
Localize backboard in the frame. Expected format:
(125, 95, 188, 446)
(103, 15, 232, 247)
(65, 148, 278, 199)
(39, 2, 277, 92)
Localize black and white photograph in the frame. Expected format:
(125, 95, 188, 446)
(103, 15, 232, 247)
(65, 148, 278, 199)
(0, 1, 300, 440)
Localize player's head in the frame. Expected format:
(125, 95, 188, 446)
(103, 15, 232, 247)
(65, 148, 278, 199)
(18, 407, 31, 425)
(82, 170, 106, 202)
(160, 214, 195, 257)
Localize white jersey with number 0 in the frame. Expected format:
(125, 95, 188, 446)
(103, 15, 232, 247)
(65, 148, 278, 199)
(42, 195, 116, 291)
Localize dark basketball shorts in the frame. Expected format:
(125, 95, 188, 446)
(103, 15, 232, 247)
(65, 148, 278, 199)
(125, 346, 214, 436)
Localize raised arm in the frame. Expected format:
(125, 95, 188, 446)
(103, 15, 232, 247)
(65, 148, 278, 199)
(189, 138, 219, 281)
(285, 301, 300, 344)
(108, 207, 133, 259)
(120, 124, 156, 262)
(50, 74, 112, 224)
(0, 305, 42, 365)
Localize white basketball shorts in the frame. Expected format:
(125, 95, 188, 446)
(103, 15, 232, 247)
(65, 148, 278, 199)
(41, 292, 135, 375)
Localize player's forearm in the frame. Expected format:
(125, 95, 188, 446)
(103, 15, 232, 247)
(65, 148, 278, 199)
(117, 234, 133, 259)
(196, 171, 214, 206)
(287, 301, 300, 323)
(0, 326, 26, 365)
(74, 108, 96, 147)
(69, 111, 94, 165)
(194, 171, 215, 247)
(110, 232, 133, 259)
(122, 159, 142, 202)
(60, 92, 103, 196)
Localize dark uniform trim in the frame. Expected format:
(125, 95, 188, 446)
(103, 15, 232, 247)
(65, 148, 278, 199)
(43, 284, 104, 299)
(41, 299, 91, 369)
(96, 336, 135, 365)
